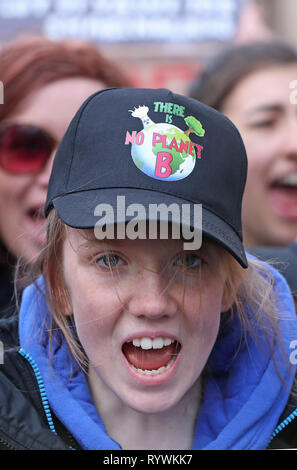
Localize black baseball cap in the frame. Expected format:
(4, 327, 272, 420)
(45, 87, 248, 268)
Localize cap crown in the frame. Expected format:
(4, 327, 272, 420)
(45, 87, 247, 239)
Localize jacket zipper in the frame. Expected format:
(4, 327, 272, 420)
(269, 407, 297, 443)
(18, 347, 57, 436)
(13, 348, 297, 448)
(0, 436, 17, 450)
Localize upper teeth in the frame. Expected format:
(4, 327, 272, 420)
(280, 174, 297, 186)
(131, 337, 174, 350)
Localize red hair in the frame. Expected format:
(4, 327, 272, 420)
(0, 35, 132, 120)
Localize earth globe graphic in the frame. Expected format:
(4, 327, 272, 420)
(130, 107, 205, 182)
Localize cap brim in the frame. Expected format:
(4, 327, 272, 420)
(52, 188, 248, 268)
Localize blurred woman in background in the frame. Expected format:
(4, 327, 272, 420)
(189, 41, 297, 249)
(0, 36, 132, 317)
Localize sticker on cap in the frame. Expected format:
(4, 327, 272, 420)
(125, 103, 205, 181)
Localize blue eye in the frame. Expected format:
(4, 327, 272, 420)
(175, 253, 201, 269)
(96, 254, 124, 269)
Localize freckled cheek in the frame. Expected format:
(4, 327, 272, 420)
(70, 290, 123, 353)
(185, 293, 223, 345)
(200, 309, 221, 351)
(179, 294, 222, 381)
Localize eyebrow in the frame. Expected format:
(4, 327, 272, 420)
(246, 103, 284, 117)
(76, 237, 112, 251)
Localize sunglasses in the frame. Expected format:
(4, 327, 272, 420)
(0, 123, 57, 174)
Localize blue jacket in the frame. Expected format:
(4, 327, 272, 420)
(13, 260, 297, 451)
(0, 262, 297, 450)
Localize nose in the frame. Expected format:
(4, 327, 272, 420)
(127, 269, 178, 321)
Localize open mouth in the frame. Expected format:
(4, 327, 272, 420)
(272, 173, 297, 190)
(269, 173, 297, 219)
(27, 206, 45, 222)
(122, 337, 181, 376)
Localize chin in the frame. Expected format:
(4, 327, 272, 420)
(123, 390, 183, 415)
(262, 226, 297, 247)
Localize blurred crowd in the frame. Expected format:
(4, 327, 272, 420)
(0, 0, 297, 452)
(0, 1, 297, 318)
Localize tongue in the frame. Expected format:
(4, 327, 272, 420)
(269, 186, 297, 219)
(122, 342, 177, 370)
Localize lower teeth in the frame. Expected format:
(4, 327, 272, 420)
(130, 357, 175, 375)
